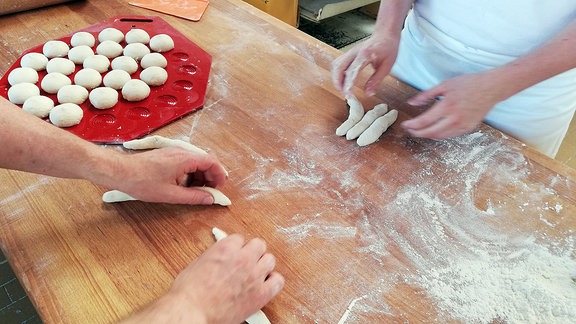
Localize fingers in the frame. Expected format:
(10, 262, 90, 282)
(401, 101, 477, 139)
(331, 50, 358, 93)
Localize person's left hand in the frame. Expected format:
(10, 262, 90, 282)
(101, 147, 228, 205)
(401, 72, 503, 140)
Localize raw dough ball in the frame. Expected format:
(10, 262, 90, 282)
(22, 95, 54, 118)
(20, 52, 49, 71)
(111, 56, 139, 74)
(83, 54, 110, 73)
(67, 45, 94, 64)
(46, 57, 76, 75)
(123, 43, 150, 61)
(122, 79, 150, 101)
(8, 67, 39, 85)
(103, 69, 131, 90)
(150, 34, 174, 52)
(89, 87, 118, 109)
(7, 83, 40, 104)
(43, 40, 69, 58)
(70, 31, 96, 47)
(49, 103, 83, 127)
(96, 40, 124, 59)
(140, 66, 168, 86)
(41, 72, 72, 94)
(74, 68, 102, 89)
(98, 27, 124, 43)
(140, 52, 167, 69)
(57, 84, 89, 104)
(125, 28, 150, 44)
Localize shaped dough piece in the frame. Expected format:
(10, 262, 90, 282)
(335, 96, 364, 136)
(43, 40, 69, 58)
(150, 34, 174, 52)
(7, 83, 40, 104)
(49, 103, 83, 127)
(123, 43, 150, 61)
(140, 53, 168, 69)
(22, 95, 54, 118)
(346, 103, 388, 140)
(123, 135, 207, 155)
(20, 52, 49, 71)
(356, 109, 398, 147)
(68, 45, 94, 64)
(111, 56, 139, 74)
(103, 69, 131, 90)
(125, 28, 150, 44)
(71, 31, 96, 47)
(89, 87, 118, 109)
(41, 72, 72, 94)
(8, 67, 39, 85)
(57, 84, 89, 104)
(140, 66, 168, 86)
(96, 40, 124, 59)
(74, 68, 103, 90)
(46, 58, 76, 75)
(102, 187, 231, 206)
(83, 54, 110, 73)
(122, 79, 150, 102)
(211, 228, 271, 324)
(98, 27, 124, 43)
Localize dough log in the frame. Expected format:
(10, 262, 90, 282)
(356, 109, 398, 147)
(211, 227, 272, 324)
(335, 96, 364, 136)
(346, 103, 388, 140)
(102, 187, 231, 206)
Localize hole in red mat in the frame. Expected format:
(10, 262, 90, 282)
(186, 92, 200, 104)
(126, 107, 151, 119)
(90, 114, 116, 127)
(171, 52, 189, 61)
(154, 95, 178, 106)
(172, 80, 194, 91)
(179, 64, 197, 75)
(119, 18, 154, 23)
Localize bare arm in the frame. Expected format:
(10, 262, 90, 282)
(0, 96, 228, 204)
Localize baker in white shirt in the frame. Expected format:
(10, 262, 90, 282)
(332, 0, 576, 157)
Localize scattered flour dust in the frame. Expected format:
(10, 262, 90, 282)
(271, 130, 576, 323)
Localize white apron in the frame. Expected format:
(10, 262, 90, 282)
(391, 2, 576, 157)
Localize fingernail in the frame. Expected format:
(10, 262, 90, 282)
(203, 196, 214, 205)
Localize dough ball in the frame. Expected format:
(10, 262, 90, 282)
(8, 67, 39, 85)
(57, 84, 89, 104)
(83, 54, 110, 73)
(123, 43, 150, 61)
(46, 57, 76, 75)
(111, 56, 139, 74)
(41, 72, 72, 94)
(43, 40, 70, 58)
(74, 68, 102, 89)
(96, 40, 124, 59)
(98, 27, 124, 43)
(103, 69, 131, 90)
(140, 66, 168, 86)
(122, 79, 150, 101)
(7, 83, 40, 104)
(140, 52, 167, 69)
(70, 31, 96, 47)
(67, 45, 94, 64)
(150, 34, 174, 52)
(125, 28, 150, 44)
(49, 103, 83, 127)
(20, 52, 49, 71)
(22, 95, 54, 118)
(89, 87, 118, 109)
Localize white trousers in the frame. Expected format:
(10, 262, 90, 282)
(391, 10, 576, 158)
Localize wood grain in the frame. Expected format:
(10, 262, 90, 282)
(0, 0, 575, 323)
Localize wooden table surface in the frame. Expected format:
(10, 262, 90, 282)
(1, 1, 575, 323)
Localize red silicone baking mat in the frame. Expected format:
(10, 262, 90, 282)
(0, 16, 211, 144)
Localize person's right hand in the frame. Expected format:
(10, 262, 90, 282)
(167, 234, 285, 323)
(331, 33, 401, 96)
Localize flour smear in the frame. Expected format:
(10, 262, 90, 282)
(271, 131, 576, 323)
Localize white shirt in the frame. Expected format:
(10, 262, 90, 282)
(414, 0, 576, 57)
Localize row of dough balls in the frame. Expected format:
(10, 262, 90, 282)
(6, 28, 175, 127)
(335, 96, 398, 146)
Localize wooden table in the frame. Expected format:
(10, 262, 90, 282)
(1, 1, 575, 323)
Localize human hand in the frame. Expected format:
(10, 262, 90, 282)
(102, 147, 228, 205)
(169, 234, 284, 324)
(401, 72, 503, 139)
(331, 33, 400, 96)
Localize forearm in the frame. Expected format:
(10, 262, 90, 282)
(119, 293, 207, 324)
(484, 20, 576, 102)
(0, 96, 120, 185)
(372, 0, 414, 38)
